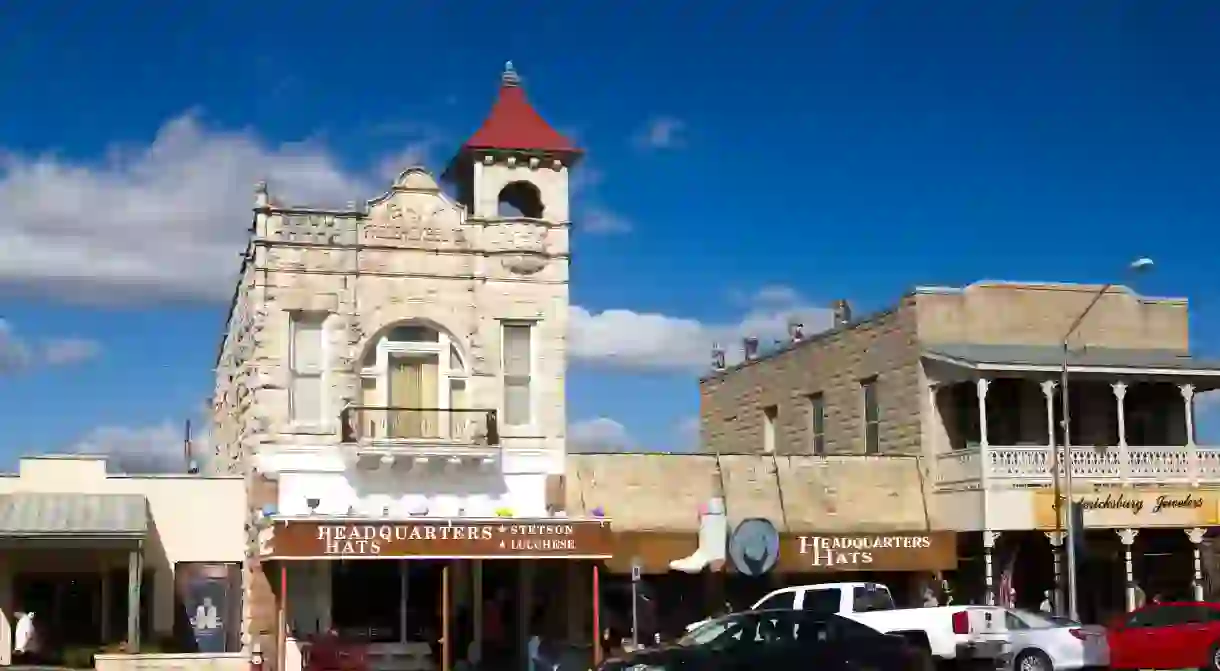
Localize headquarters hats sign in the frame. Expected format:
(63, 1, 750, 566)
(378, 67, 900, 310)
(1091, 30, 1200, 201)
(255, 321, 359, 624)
(728, 518, 780, 576)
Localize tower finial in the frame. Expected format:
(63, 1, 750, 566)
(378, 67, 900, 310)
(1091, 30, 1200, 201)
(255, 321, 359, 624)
(502, 61, 520, 86)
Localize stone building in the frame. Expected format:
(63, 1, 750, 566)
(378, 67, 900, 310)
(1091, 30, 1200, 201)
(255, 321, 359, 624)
(211, 64, 607, 671)
(700, 281, 1220, 621)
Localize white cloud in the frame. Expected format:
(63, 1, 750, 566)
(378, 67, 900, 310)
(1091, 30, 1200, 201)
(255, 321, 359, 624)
(569, 417, 635, 453)
(673, 415, 700, 451)
(0, 112, 430, 304)
(0, 111, 636, 301)
(42, 337, 102, 365)
(0, 319, 101, 373)
(68, 417, 214, 474)
(583, 206, 632, 234)
(634, 116, 687, 150)
(568, 286, 834, 373)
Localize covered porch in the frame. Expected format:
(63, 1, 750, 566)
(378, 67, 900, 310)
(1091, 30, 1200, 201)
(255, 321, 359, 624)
(0, 492, 150, 665)
(925, 343, 1220, 488)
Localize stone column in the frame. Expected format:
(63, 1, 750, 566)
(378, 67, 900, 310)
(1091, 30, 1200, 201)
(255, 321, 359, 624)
(1113, 382, 1129, 479)
(1046, 531, 1066, 616)
(1117, 529, 1138, 612)
(1187, 528, 1207, 601)
(983, 531, 1001, 606)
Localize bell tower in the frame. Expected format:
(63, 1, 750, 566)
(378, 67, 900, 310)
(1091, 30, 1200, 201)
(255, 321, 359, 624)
(444, 62, 581, 223)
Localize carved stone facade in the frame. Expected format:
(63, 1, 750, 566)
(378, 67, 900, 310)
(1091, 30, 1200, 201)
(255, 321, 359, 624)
(212, 68, 579, 666)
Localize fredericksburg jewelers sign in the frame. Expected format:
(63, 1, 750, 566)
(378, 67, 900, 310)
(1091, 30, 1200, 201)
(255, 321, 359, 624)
(267, 519, 614, 559)
(1033, 489, 1220, 529)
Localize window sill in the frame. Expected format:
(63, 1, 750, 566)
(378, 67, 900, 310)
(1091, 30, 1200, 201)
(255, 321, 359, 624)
(286, 422, 335, 436)
(501, 424, 544, 439)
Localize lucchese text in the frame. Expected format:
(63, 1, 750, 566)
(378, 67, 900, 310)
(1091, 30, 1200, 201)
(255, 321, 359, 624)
(1078, 493, 1204, 516)
(797, 535, 933, 567)
(315, 523, 577, 556)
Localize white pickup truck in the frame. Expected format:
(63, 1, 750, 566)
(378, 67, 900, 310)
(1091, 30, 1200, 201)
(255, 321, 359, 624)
(688, 581, 1008, 667)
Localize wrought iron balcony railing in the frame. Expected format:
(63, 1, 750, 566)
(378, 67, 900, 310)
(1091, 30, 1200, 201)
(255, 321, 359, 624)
(339, 406, 499, 446)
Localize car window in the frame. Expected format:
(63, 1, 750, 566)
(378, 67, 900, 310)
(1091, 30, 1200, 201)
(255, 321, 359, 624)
(801, 589, 841, 615)
(852, 586, 895, 613)
(756, 591, 796, 611)
(824, 614, 888, 642)
(1010, 610, 1068, 629)
(1162, 605, 1209, 625)
(677, 613, 756, 648)
(1127, 606, 1174, 628)
(1004, 612, 1030, 630)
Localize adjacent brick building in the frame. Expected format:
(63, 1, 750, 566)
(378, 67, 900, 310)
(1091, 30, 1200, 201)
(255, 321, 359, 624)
(699, 281, 1220, 616)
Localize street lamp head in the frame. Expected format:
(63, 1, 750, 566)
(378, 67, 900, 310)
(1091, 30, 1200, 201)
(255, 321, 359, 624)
(1129, 257, 1154, 272)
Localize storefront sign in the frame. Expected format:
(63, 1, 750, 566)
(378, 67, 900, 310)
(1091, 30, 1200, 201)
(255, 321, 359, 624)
(783, 532, 957, 572)
(267, 519, 614, 559)
(1033, 489, 1220, 529)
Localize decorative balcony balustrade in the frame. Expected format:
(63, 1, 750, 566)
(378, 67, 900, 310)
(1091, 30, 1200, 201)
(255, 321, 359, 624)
(935, 444, 1220, 488)
(339, 406, 499, 458)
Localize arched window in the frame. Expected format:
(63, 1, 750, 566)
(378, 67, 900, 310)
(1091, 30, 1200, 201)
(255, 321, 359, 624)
(357, 322, 469, 440)
(496, 181, 545, 218)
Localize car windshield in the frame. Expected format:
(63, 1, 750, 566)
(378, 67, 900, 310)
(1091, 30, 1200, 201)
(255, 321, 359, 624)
(675, 614, 748, 647)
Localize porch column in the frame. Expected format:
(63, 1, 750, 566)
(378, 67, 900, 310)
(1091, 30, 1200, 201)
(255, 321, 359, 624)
(983, 531, 1000, 606)
(1182, 384, 1197, 444)
(1182, 384, 1199, 484)
(976, 378, 991, 448)
(1045, 531, 1065, 616)
(1041, 381, 1057, 479)
(1113, 382, 1129, 479)
(1187, 528, 1206, 601)
(472, 560, 483, 665)
(100, 558, 111, 643)
(127, 545, 143, 651)
(1117, 529, 1138, 612)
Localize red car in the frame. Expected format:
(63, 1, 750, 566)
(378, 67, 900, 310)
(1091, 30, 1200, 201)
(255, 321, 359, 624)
(1109, 601, 1220, 670)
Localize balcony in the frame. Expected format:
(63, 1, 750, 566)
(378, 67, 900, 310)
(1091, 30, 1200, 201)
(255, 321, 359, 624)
(935, 444, 1220, 488)
(339, 406, 500, 464)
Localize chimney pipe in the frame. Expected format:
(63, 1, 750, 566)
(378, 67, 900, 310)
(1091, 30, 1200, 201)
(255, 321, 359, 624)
(743, 336, 759, 361)
(711, 343, 726, 371)
(832, 300, 853, 328)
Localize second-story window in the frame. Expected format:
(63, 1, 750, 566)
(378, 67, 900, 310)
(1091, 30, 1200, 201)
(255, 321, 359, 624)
(289, 312, 327, 424)
(808, 393, 826, 455)
(763, 405, 778, 454)
(861, 376, 879, 454)
(502, 322, 534, 426)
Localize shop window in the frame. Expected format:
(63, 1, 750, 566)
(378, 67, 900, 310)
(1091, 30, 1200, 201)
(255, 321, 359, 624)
(173, 562, 242, 653)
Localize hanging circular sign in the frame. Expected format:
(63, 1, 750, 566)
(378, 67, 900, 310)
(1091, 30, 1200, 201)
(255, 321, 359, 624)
(728, 517, 780, 577)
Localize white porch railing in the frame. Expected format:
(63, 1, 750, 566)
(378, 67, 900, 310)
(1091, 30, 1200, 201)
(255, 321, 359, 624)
(935, 445, 1220, 487)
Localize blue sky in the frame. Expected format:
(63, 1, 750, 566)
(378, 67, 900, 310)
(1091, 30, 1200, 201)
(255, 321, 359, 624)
(2, 1, 1220, 467)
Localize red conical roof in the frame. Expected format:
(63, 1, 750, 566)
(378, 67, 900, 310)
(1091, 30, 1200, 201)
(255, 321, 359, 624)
(461, 63, 580, 155)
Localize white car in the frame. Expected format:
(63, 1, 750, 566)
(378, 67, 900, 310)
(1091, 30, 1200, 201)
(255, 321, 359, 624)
(1000, 609, 1109, 671)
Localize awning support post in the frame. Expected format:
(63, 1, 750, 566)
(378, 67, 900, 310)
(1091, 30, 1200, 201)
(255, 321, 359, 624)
(127, 544, 143, 651)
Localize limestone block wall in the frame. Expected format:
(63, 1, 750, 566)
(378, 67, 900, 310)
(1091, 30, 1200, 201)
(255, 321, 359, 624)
(699, 300, 923, 457)
(914, 281, 1189, 350)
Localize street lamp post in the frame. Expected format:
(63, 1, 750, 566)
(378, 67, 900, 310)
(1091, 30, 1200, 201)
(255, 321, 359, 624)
(1059, 257, 1154, 621)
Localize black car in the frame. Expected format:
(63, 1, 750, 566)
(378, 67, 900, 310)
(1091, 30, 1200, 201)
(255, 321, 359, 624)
(598, 608, 928, 671)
